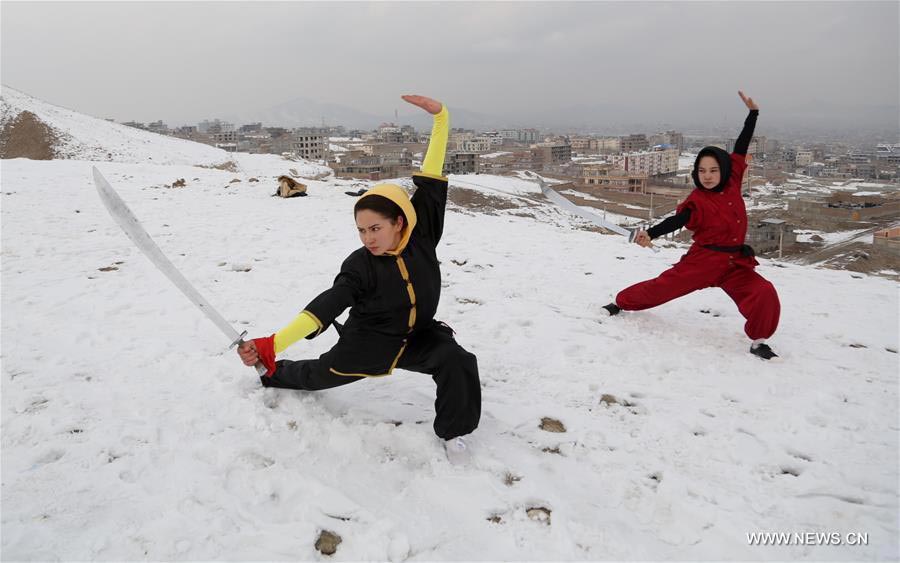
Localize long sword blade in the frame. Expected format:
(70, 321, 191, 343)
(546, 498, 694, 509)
(92, 167, 266, 375)
(532, 172, 633, 237)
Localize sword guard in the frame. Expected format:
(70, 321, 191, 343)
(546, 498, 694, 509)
(628, 228, 660, 253)
(229, 330, 248, 350)
(230, 331, 269, 376)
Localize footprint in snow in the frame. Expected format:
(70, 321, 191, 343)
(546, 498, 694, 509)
(786, 449, 813, 462)
(30, 449, 65, 470)
(487, 506, 553, 526)
(779, 466, 803, 477)
(20, 396, 49, 414)
(236, 451, 275, 469)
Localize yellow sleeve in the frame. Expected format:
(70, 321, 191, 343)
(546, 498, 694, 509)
(273, 311, 322, 354)
(421, 105, 449, 177)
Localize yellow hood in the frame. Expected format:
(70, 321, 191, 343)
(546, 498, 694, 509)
(357, 183, 417, 255)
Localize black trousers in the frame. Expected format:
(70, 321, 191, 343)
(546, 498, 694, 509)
(261, 322, 481, 440)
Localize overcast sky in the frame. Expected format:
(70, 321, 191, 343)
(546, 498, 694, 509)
(2, 1, 898, 133)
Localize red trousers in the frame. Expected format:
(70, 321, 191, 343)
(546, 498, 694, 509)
(616, 249, 780, 340)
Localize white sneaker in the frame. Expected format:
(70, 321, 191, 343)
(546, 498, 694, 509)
(444, 436, 471, 466)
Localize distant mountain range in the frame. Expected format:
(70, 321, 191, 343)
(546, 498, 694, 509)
(227, 96, 505, 131)
(225, 94, 898, 137)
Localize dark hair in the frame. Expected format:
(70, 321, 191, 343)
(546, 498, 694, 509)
(354, 194, 406, 226)
(691, 146, 732, 192)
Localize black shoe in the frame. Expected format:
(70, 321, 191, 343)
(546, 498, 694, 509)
(750, 343, 778, 360)
(602, 303, 621, 316)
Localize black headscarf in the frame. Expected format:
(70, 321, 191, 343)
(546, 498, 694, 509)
(691, 146, 731, 192)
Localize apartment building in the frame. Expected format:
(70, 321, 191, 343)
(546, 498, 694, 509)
(596, 137, 621, 154)
(293, 129, 327, 161)
(606, 148, 679, 177)
(531, 142, 572, 165)
(725, 136, 767, 157)
(581, 163, 648, 192)
(620, 134, 649, 153)
(649, 130, 684, 153)
(795, 149, 815, 166)
(444, 152, 479, 175)
(570, 137, 597, 153)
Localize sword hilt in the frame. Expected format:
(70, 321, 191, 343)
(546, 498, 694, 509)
(231, 330, 269, 377)
(629, 228, 661, 253)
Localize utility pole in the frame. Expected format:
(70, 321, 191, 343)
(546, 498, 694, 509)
(778, 224, 784, 259)
(745, 153, 753, 197)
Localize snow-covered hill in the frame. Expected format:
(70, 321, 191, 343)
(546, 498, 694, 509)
(1, 96, 898, 561)
(1, 86, 233, 167)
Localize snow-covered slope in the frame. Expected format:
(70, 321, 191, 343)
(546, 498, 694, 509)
(1, 86, 232, 167)
(1, 99, 898, 560)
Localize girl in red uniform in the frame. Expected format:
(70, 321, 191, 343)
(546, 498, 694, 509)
(602, 91, 781, 360)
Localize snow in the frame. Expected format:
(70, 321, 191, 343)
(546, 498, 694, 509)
(794, 229, 871, 245)
(480, 151, 513, 159)
(746, 187, 789, 211)
(2, 94, 899, 561)
(836, 181, 896, 191)
(0, 86, 232, 167)
(560, 188, 600, 201)
(571, 156, 607, 164)
(787, 178, 821, 186)
(448, 174, 543, 199)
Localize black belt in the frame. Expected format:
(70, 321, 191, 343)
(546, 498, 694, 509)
(702, 244, 755, 257)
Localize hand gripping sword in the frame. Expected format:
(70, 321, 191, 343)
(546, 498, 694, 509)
(92, 167, 267, 376)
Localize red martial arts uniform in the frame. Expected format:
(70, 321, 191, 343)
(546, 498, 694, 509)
(615, 113, 780, 341)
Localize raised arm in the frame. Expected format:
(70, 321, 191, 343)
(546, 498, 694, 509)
(733, 90, 759, 156)
(403, 94, 450, 245)
(402, 94, 449, 176)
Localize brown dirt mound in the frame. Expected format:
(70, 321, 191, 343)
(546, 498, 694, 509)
(449, 186, 522, 212)
(196, 160, 239, 172)
(0, 110, 58, 160)
(820, 242, 900, 281)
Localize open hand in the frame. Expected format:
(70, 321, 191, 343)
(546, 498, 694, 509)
(401, 94, 443, 115)
(738, 90, 759, 111)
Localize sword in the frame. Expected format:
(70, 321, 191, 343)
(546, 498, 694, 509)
(92, 167, 267, 376)
(528, 171, 659, 252)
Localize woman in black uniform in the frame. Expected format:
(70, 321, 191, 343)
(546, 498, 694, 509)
(238, 95, 480, 460)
